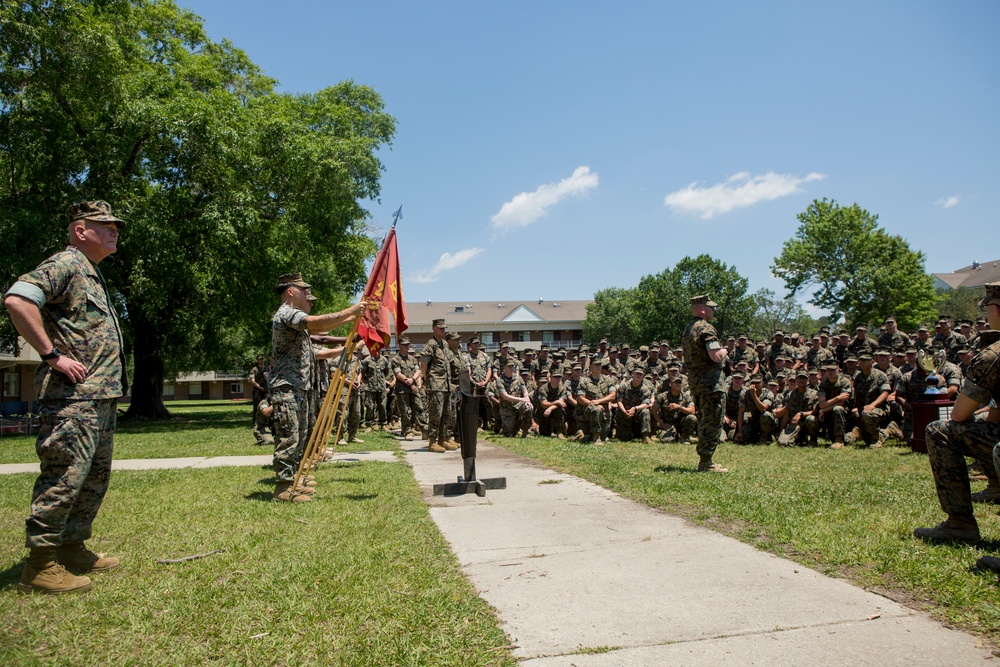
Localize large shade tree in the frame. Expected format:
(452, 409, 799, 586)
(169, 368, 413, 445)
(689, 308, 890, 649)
(771, 199, 936, 330)
(581, 255, 756, 346)
(0, 0, 395, 418)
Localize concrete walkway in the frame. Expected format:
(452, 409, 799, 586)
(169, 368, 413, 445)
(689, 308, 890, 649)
(0, 450, 397, 475)
(402, 438, 991, 666)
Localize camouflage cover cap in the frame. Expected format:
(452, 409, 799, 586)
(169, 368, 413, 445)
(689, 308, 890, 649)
(773, 330, 784, 337)
(445, 331, 460, 340)
(857, 353, 873, 360)
(432, 318, 446, 327)
(796, 370, 809, 378)
(690, 294, 718, 307)
(66, 200, 125, 228)
(731, 372, 745, 379)
(855, 324, 868, 331)
(469, 336, 481, 344)
(398, 336, 411, 345)
(638, 345, 649, 352)
(874, 348, 891, 356)
(979, 282, 1000, 308)
(749, 374, 763, 383)
(277, 272, 310, 289)
(885, 316, 896, 323)
(306, 294, 317, 302)
(632, 367, 646, 374)
(917, 326, 928, 332)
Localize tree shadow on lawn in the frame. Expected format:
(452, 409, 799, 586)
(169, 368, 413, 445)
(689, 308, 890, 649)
(117, 416, 249, 435)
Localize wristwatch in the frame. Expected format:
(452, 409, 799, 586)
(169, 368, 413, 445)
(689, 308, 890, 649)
(41, 347, 61, 361)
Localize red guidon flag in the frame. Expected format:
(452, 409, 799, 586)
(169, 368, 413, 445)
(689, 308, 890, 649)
(357, 228, 407, 355)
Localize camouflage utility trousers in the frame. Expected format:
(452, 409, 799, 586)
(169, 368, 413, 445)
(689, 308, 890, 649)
(576, 404, 610, 440)
(691, 389, 724, 458)
(926, 418, 1000, 519)
(426, 390, 453, 444)
(363, 390, 386, 427)
(500, 401, 533, 437)
(537, 407, 566, 436)
(271, 387, 310, 482)
(617, 407, 651, 441)
(26, 399, 117, 549)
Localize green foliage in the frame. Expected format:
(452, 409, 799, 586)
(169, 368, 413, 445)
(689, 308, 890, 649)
(771, 199, 937, 330)
(581, 255, 756, 345)
(747, 288, 836, 339)
(936, 287, 983, 325)
(632, 255, 757, 344)
(583, 287, 637, 345)
(0, 1, 395, 416)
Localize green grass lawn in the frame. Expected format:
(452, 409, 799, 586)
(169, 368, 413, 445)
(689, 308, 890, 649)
(0, 400, 395, 464)
(492, 433, 1000, 644)
(0, 429, 515, 667)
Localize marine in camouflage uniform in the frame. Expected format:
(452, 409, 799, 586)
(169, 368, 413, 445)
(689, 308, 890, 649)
(778, 372, 819, 446)
(536, 372, 568, 437)
(420, 319, 456, 451)
(496, 361, 533, 437)
(361, 351, 387, 429)
(576, 360, 616, 443)
(5, 201, 129, 594)
(737, 378, 775, 444)
(390, 337, 423, 439)
(847, 326, 878, 359)
(269, 275, 364, 499)
(914, 284, 1000, 545)
(817, 363, 853, 447)
(722, 372, 746, 441)
(248, 355, 268, 439)
(682, 295, 729, 471)
(932, 319, 969, 365)
(878, 318, 909, 353)
(654, 378, 698, 442)
(849, 355, 894, 447)
(615, 369, 654, 442)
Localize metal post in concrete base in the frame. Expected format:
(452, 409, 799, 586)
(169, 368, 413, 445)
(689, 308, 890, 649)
(432, 391, 506, 497)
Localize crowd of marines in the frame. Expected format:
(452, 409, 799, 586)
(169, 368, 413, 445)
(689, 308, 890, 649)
(257, 312, 989, 455)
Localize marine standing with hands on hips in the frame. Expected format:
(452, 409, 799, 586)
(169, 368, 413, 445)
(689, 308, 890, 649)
(5, 201, 129, 595)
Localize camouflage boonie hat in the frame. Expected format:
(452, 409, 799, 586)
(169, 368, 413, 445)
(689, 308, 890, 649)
(66, 200, 125, 228)
(690, 294, 718, 307)
(277, 272, 310, 289)
(979, 283, 1000, 309)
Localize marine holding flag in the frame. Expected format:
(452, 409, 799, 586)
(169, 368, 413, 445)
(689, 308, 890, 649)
(268, 273, 368, 502)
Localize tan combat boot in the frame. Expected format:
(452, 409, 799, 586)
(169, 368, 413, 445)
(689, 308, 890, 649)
(913, 517, 980, 545)
(18, 547, 92, 595)
(58, 542, 120, 573)
(697, 457, 729, 473)
(442, 439, 460, 450)
(273, 481, 311, 503)
(428, 438, 446, 453)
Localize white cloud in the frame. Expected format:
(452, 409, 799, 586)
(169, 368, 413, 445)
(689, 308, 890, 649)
(410, 247, 485, 283)
(936, 195, 960, 209)
(491, 166, 599, 231)
(664, 171, 826, 219)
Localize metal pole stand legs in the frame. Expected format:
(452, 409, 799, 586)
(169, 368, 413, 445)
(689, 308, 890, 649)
(432, 392, 507, 498)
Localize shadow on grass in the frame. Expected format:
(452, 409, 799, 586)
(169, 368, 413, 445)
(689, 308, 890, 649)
(117, 415, 249, 435)
(245, 491, 274, 502)
(654, 465, 699, 474)
(344, 493, 378, 501)
(0, 558, 24, 591)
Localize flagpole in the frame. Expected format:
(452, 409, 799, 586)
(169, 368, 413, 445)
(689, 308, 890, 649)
(292, 207, 404, 490)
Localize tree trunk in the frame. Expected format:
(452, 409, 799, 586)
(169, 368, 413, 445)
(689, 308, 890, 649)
(123, 312, 172, 420)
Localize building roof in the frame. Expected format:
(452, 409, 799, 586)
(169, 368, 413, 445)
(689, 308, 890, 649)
(932, 258, 1000, 290)
(405, 300, 590, 331)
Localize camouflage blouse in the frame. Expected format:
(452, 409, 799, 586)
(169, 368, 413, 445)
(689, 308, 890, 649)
(269, 302, 312, 392)
(8, 246, 126, 400)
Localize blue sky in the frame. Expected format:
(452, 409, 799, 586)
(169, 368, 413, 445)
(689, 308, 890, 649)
(189, 0, 999, 312)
